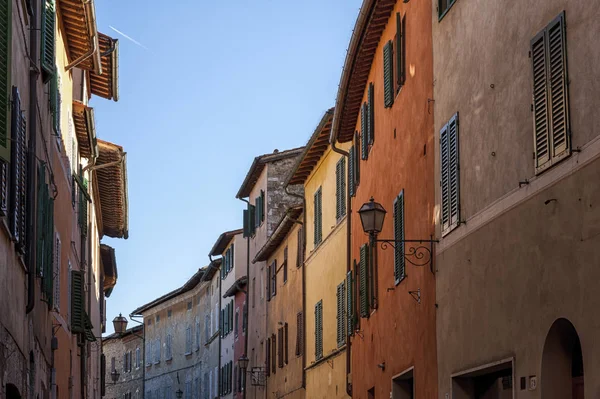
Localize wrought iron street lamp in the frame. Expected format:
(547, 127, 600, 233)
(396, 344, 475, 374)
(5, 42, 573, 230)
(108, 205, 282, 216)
(175, 388, 183, 398)
(112, 313, 128, 334)
(238, 354, 250, 372)
(110, 369, 120, 384)
(358, 197, 387, 235)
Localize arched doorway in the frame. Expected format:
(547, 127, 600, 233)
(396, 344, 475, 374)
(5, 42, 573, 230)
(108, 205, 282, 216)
(541, 318, 584, 399)
(6, 383, 22, 399)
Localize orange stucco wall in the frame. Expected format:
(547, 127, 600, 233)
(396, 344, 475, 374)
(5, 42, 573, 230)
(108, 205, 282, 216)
(348, 0, 436, 398)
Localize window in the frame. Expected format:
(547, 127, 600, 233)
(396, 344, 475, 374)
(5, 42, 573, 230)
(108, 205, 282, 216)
(350, 131, 361, 197)
(53, 232, 61, 311)
(70, 270, 84, 332)
(40, 0, 56, 79)
(145, 341, 152, 366)
(185, 381, 191, 399)
(296, 227, 304, 268)
(532, 12, 570, 174)
(185, 325, 192, 354)
(166, 334, 172, 360)
(438, 0, 457, 19)
(395, 13, 406, 93)
(10, 87, 28, 253)
(243, 203, 256, 237)
(336, 281, 346, 347)
(452, 361, 512, 399)
(111, 356, 116, 372)
(187, 301, 192, 310)
(361, 104, 369, 160)
(155, 315, 160, 325)
(336, 157, 346, 220)
(255, 189, 265, 227)
(196, 318, 201, 350)
(242, 302, 247, 334)
(154, 338, 160, 364)
(440, 113, 460, 236)
(313, 187, 322, 246)
(346, 270, 355, 337)
(368, 83, 375, 144)
(271, 260, 277, 297)
(205, 314, 211, 342)
(235, 308, 239, 338)
(168, 309, 172, 318)
(277, 327, 284, 368)
(359, 244, 370, 318)
(271, 333, 277, 375)
(135, 347, 141, 369)
(266, 337, 271, 377)
(266, 264, 271, 302)
(295, 312, 303, 356)
(383, 40, 394, 108)
(284, 322, 289, 365)
(393, 190, 405, 284)
(315, 301, 323, 360)
(0, 1, 11, 165)
(283, 247, 288, 283)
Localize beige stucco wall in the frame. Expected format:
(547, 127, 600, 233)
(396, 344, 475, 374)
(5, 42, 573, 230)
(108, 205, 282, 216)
(433, 0, 600, 398)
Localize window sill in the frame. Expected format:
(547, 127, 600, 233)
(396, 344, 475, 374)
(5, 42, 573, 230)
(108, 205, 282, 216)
(305, 345, 346, 372)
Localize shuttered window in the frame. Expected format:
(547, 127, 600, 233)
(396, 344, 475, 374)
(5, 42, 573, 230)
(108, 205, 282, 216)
(336, 157, 346, 220)
(438, 0, 457, 19)
(71, 270, 85, 332)
(531, 12, 570, 174)
(243, 204, 256, 237)
(296, 227, 304, 268)
(394, 191, 406, 284)
(336, 281, 346, 347)
(384, 40, 394, 108)
(314, 300, 323, 360)
(37, 162, 54, 307)
(346, 270, 354, 336)
(361, 104, 368, 160)
(396, 13, 406, 90)
(78, 171, 88, 237)
(271, 261, 277, 297)
(266, 337, 271, 376)
(0, 0, 10, 163)
(295, 312, 303, 356)
(0, 161, 8, 215)
(277, 327, 284, 368)
(284, 322, 289, 364)
(53, 232, 61, 311)
(10, 87, 27, 250)
(368, 83, 375, 144)
(359, 244, 370, 318)
(440, 113, 460, 235)
(50, 72, 61, 135)
(283, 246, 288, 283)
(271, 333, 277, 374)
(186, 325, 192, 354)
(348, 145, 355, 197)
(313, 187, 322, 246)
(266, 264, 271, 301)
(40, 0, 55, 79)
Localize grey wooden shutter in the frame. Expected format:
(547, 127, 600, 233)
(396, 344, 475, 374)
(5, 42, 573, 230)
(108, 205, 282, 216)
(271, 333, 277, 374)
(448, 114, 460, 229)
(368, 83, 375, 144)
(272, 260, 277, 297)
(361, 104, 368, 160)
(277, 327, 283, 368)
(313, 188, 322, 246)
(40, 0, 55, 78)
(531, 28, 550, 170)
(346, 270, 354, 336)
(359, 244, 369, 318)
(384, 41, 394, 108)
(0, 160, 7, 215)
(394, 191, 405, 284)
(0, 0, 10, 163)
(296, 227, 304, 268)
(354, 131, 361, 186)
(315, 301, 323, 360)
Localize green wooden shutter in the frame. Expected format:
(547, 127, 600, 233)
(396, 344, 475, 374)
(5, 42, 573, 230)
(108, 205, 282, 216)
(361, 104, 368, 160)
(384, 41, 394, 108)
(335, 158, 346, 218)
(0, 0, 11, 163)
(10, 86, 27, 248)
(44, 197, 55, 308)
(440, 123, 450, 232)
(448, 114, 460, 229)
(354, 131, 361, 186)
(314, 300, 323, 360)
(36, 165, 46, 275)
(229, 301, 234, 333)
(336, 281, 345, 347)
(531, 28, 550, 170)
(313, 188, 322, 246)
(368, 83, 375, 144)
(249, 204, 256, 236)
(396, 13, 405, 88)
(348, 145, 355, 198)
(260, 190, 265, 222)
(394, 191, 405, 284)
(40, 0, 55, 79)
(359, 244, 370, 318)
(71, 270, 85, 332)
(346, 270, 354, 336)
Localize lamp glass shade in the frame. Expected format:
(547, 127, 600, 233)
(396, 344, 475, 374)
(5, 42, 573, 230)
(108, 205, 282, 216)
(176, 389, 183, 398)
(358, 198, 387, 235)
(110, 369, 120, 383)
(238, 354, 249, 371)
(112, 313, 128, 335)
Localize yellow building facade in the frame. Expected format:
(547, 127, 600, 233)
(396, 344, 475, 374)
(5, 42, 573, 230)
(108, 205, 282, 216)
(286, 109, 351, 399)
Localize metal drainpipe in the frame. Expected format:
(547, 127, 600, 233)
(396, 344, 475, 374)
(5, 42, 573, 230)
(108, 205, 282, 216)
(237, 197, 251, 399)
(284, 186, 306, 389)
(209, 254, 222, 398)
(330, 136, 352, 397)
(25, 0, 39, 314)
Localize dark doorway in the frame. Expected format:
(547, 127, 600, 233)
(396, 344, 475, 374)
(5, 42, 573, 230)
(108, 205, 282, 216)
(6, 383, 22, 399)
(392, 368, 414, 399)
(452, 360, 513, 399)
(542, 318, 584, 399)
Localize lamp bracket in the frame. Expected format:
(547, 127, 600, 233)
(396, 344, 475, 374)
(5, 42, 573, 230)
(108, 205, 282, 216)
(372, 236, 438, 273)
(408, 288, 421, 304)
(250, 367, 266, 386)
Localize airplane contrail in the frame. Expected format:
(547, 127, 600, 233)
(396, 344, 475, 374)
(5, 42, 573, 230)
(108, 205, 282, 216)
(109, 25, 151, 52)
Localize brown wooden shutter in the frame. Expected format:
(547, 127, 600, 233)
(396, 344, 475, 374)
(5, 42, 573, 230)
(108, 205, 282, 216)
(296, 227, 303, 268)
(284, 322, 289, 364)
(266, 338, 271, 376)
(548, 13, 570, 161)
(315, 301, 323, 360)
(531, 28, 550, 170)
(368, 83, 375, 144)
(396, 13, 406, 89)
(295, 312, 303, 356)
(271, 333, 277, 374)
(277, 327, 283, 368)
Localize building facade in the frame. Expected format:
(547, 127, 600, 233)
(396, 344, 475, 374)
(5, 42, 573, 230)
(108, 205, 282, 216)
(236, 148, 304, 399)
(103, 325, 144, 399)
(254, 206, 304, 399)
(288, 110, 351, 399)
(331, 0, 437, 397)
(1, 0, 126, 398)
(433, 0, 600, 398)
(209, 229, 247, 399)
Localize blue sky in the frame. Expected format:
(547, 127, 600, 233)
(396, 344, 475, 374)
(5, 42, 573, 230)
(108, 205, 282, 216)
(93, 0, 362, 335)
